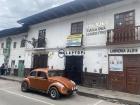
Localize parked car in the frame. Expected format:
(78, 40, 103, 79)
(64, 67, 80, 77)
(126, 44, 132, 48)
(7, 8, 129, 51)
(21, 68, 77, 99)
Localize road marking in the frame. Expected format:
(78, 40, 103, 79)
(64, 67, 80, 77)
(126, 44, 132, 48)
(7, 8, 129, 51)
(93, 100, 103, 105)
(1, 89, 55, 105)
(0, 87, 17, 90)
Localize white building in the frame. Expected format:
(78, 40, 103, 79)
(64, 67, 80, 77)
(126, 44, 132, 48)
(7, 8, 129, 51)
(1, 0, 140, 94)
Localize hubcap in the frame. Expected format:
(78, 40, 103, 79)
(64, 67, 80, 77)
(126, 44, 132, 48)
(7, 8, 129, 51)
(51, 89, 56, 98)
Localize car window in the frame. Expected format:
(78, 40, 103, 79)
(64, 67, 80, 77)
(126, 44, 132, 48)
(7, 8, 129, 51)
(30, 71, 36, 77)
(37, 71, 47, 78)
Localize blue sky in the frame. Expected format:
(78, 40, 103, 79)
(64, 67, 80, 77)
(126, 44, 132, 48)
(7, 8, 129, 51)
(0, 0, 73, 30)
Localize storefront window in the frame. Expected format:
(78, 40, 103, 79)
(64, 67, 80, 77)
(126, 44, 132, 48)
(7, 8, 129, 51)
(109, 56, 123, 71)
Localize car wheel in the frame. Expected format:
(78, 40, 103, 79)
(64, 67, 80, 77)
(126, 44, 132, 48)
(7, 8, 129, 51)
(21, 81, 29, 92)
(49, 87, 60, 99)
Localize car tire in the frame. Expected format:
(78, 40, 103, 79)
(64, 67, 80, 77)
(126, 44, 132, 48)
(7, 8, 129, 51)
(21, 81, 29, 92)
(49, 87, 60, 99)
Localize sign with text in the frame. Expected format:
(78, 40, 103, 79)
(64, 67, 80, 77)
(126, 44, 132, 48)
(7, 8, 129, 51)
(109, 48, 139, 54)
(58, 49, 85, 58)
(86, 22, 107, 36)
(66, 34, 82, 47)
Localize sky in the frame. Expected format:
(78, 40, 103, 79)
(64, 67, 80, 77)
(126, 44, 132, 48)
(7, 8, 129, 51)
(0, 0, 73, 30)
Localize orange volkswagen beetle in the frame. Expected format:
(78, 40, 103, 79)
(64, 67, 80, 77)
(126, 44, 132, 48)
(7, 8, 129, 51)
(21, 68, 77, 99)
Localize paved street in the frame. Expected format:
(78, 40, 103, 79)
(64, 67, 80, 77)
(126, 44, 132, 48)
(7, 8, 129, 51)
(0, 79, 124, 105)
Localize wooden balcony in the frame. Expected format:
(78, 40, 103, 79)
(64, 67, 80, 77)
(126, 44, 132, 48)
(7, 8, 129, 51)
(107, 26, 140, 45)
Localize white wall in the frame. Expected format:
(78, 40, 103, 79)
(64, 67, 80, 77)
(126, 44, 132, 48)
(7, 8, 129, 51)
(48, 51, 65, 70)
(0, 33, 27, 68)
(83, 48, 108, 74)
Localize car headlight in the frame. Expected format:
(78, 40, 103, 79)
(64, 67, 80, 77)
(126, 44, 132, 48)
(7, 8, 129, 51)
(70, 80, 76, 85)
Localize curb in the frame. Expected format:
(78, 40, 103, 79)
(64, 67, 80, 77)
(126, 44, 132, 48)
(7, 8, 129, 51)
(0, 76, 22, 83)
(77, 91, 140, 105)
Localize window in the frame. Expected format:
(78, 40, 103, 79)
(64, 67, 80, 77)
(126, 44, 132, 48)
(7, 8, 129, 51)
(13, 42, 17, 48)
(1, 43, 4, 48)
(30, 71, 36, 77)
(114, 10, 135, 28)
(37, 71, 47, 78)
(20, 39, 25, 48)
(38, 29, 46, 48)
(71, 21, 83, 35)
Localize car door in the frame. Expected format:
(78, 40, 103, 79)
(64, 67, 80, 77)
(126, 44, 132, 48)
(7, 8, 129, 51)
(36, 71, 50, 90)
(28, 71, 38, 89)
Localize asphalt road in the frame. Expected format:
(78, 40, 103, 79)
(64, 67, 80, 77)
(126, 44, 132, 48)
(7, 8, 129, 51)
(0, 79, 123, 105)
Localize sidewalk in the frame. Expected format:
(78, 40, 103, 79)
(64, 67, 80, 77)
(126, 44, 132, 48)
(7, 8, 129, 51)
(0, 75, 140, 105)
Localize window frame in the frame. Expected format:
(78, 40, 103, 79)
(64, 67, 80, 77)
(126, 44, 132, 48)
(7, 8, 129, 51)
(38, 29, 46, 48)
(71, 21, 83, 35)
(13, 42, 17, 48)
(1, 43, 4, 48)
(114, 10, 135, 28)
(20, 39, 26, 48)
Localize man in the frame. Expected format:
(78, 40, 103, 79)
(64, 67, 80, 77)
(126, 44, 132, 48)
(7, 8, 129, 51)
(0, 64, 5, 75)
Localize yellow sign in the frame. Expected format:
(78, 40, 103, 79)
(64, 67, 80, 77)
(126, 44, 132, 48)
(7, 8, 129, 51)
(66, 34, 82, 47)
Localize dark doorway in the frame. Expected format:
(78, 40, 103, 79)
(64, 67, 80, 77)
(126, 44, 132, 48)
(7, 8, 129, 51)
(65, 56, 83, 85)
(33, 54, 48, 68)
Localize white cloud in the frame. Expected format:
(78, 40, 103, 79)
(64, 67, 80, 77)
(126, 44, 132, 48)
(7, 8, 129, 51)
(0, 0, 73, 30)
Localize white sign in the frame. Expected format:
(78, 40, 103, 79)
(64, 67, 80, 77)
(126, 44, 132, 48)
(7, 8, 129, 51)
(86, 22, 107, 36)
(109, 56, 123, 71)
(109, 48, 139, 54)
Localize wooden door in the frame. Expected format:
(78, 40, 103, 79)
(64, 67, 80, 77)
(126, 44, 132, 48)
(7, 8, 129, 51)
(33, 54, 48, 68)
(124, 55, 140, 94)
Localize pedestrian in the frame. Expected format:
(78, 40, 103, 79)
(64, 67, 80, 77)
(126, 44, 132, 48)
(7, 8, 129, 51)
(0, 63, 5, 75)
(4, 63, 8, 75)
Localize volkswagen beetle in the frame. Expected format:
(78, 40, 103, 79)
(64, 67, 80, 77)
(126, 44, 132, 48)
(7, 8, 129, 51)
(21, 68, 77, 99)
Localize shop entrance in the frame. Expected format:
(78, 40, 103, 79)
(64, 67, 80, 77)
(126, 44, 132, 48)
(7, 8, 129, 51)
(124, 55, 140, 94)
(109, 55, 140, 94)
(33, 54, 48, 68)
(65, 56, 83, 85)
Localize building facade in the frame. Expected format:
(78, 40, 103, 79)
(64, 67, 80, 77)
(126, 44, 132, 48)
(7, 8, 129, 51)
(0, 0, 140, 94)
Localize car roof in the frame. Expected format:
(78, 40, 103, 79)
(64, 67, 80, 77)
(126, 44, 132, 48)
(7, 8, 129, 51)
(33, 68, 48, 74)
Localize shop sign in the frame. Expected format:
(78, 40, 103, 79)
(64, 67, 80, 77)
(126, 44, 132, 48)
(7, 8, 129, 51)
(58, 49, 65, 58)
(58, 49, 85, 58)
(86, 22, 107, 36)
(65, 50, 85, 56)
(66, 34, 82, 47)
(109, 56, 123, 71)
(109, 48, 139, 54)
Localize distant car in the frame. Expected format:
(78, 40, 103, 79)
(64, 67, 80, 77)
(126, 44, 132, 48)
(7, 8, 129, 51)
(21, 68, 77, 99)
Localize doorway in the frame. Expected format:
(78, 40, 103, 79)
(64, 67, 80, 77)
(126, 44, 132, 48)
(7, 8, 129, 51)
(109, 55, 140, 94)
(124, 55, 140, 94)
(33, 54, 48, 68)
(18, 60, 24, 77)
(65, 56, 83, 85)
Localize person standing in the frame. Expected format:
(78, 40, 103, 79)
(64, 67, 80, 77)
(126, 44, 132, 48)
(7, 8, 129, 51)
(0, 64, 5, 75)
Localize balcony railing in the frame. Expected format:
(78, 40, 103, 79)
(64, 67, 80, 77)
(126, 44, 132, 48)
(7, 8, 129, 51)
(107, 26, 140, 45)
